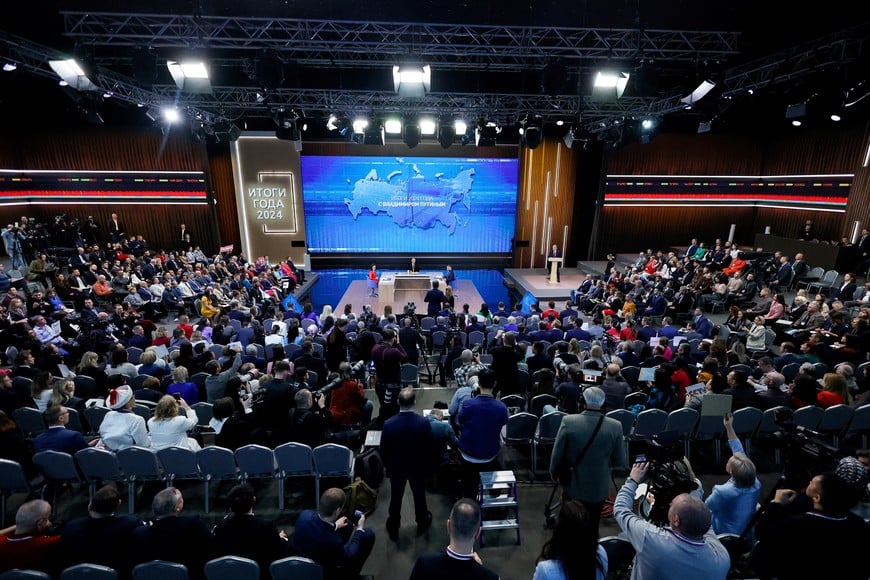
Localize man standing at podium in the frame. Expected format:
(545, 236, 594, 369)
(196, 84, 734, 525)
(547, 244, 562, 282)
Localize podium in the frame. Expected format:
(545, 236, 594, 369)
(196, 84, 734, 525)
(547, 257, 563, 284)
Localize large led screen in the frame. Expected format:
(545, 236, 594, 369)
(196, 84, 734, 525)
(301, 155, 518, 253)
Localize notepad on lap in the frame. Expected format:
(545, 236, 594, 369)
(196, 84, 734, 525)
(701, 394, 732, 417)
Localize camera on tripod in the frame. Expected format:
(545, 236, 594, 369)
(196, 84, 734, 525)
(633, 433, 699, 526)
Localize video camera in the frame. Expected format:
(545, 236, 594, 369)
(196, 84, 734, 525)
(772, 408, 841, 488)
(633, 432, 699, 526)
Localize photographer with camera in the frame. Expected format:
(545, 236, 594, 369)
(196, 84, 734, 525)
(2, 223, 26, 271)
(615, 462, 730, 579)
(328, 361, 374, 427)
(371, 328, 408, 425)
(550, 387, 626, 529)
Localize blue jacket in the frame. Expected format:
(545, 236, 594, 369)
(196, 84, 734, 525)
(33, 426, 88, 454)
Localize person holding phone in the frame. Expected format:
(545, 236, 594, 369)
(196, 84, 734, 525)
(704, 413, 761, 536)
(148, 394, 200, 451)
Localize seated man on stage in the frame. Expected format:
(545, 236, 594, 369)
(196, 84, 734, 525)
(409, 257, 420, 273)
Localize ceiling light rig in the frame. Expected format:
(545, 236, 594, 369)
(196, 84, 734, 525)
(393, 63, 431, 98)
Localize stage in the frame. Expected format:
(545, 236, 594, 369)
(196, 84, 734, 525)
(504, 261, 610, 303)
(335, 277, 485, 317)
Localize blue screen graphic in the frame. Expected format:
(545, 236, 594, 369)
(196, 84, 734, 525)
(301, 155, 518, 253)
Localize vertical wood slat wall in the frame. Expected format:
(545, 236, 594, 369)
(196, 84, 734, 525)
(514, 137, 578, 268)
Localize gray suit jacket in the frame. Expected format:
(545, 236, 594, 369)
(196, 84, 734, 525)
(550, 410, 626, 502)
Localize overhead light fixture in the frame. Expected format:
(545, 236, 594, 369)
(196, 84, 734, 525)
(2, 62, 16, 72)
(698, 120, 712, 134)
(520, 114, 543, 149)
(212, 119, 241, 143)
(592, 71, 630, 101)
(48, 58, 97, 91)
(785, 102, 807, 120)
(680, 80, 717, 106)
(562, 129, 574, 149)
(352, 118, 369, 134)
(438, 118, 456, 149)
(476, 124, 499, 147)
(454, 120, 468, 135)
(419, 118, 437, 135)
(162, 107, 181, 123)
(326, 114, 350, 136)
(403, 121, 421, 149)
(384, 119, 403, 134)
(166, 59, 212, 93)
(792, 120, 803, 127)
(393, 64, 431, 98)
(830, 113, 842, 122)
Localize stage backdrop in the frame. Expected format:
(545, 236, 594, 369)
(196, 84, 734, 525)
(300, 155, 518, 253)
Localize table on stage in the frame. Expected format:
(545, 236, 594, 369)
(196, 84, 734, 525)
(378, 271, 445, 303)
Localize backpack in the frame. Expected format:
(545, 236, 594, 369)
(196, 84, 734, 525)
(343, 477, 378, 516)
(353, 447, 385, 489)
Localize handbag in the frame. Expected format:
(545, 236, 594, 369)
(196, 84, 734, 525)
(555, 414, 605, 487)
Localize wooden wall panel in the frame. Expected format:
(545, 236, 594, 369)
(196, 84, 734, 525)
(206, 144, 241, 251)
(842, 124, 870, 242)
(514, 136, 578, 268)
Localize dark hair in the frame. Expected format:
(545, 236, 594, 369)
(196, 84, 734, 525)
(227, 483, 256, 515)
(816, 472, 860, 513)
(537, 500, 600, 580)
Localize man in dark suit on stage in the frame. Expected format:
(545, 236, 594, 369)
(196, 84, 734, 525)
(424, 280, 446, 317)
(380, 387, 434, 541)
(547, 244, 562, 282)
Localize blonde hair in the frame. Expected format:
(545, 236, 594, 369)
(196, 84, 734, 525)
(172, 366, 189, 382)
(77, 351, 100, 371)
(154, 395, 179, 421)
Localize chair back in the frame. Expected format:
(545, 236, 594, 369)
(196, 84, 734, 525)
(624, 391, 648, 410)
(818, 404, 854, 433)
(84, 406, 110, 434)
(0, 572, 52, 580)
(126, 347, 143, 365)
(849, 404, 870, 435)
(792, 405, 823, 430)
(757, 406, 788, 435)
(204, 556, 259, 580)
(620, 366, 641, 388)
(33, 450, 82, 484)
(502, 412, 538, 444)
(530, 394, 558, 417)
(695, 414, 726, 440)
(61, 564, 118, 580)
(598, 536, 635, 579)
(606, 409, 636, 437)
(419, 317, 435, 331)
(536, 411, 566, 442)
(73, 375, 98, 399)
(0, 458, 33, 496)
(284, 343, 301, 359)
(132, 404, 152, 423)
(117, 446, 164, 482)
(13, 406, 47, 437)
(234, 444, 278, 481)
(191, 402, 214, 427)
(400, 363, 419, 386)
(664, 408, 698, 438)
(155, 446, 201, 482)
(65, 408, 85, 433)
(209, 344, 224, 359)
(133, 561, 188, 580)
(781, 363, 801, 384)
(269, 556, 322, 580)
(467, 330, 485, 349)
(274, 442, 315, 476)
(75, 448, 124, 484)
(731, 407, 762, 438)
(312, 443, 354, 478)
(634, 408, 668, 438)
(500, 394, 526, 413)
(196, 446, 240, 480)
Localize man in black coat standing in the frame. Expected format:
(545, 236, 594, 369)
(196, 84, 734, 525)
(380, 387, 434, 541)
(424, 280, 446, 318)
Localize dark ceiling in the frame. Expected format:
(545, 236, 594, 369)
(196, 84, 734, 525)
(1, 1, 869, 145)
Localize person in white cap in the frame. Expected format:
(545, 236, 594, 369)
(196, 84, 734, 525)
(98, 384, 150, 451)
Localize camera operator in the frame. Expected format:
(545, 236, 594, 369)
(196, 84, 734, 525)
(614, 462, 730, 579)
(2, 223, 27, 270)
(328, 362, 374, 427)
(545, 362, 583, 415)
(289, 387, 332, 448)
(371, 328, 407, 424)
(751, 470, 869, 580)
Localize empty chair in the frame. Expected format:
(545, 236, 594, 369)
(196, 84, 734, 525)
(664, 408, 699, 457)
(598, 536, 635, 580)
(269, 556, 322, 580)
(190, 402, 214, 428)
(155, 446, 201, 488)
(500, 412, 538, 477)
(795, 266, 824, 290)
(623, 391, 648, 410)
(74, 375, 99, 400)
(0, 459, 37, 527)
(204, 556, 259, 580)
(117, 446, 165, 514)
(0, 572, 52, 580)
(753, 406, 789, 466)
(817, 404, 854, 446)
(633, 408, 668, 439)
(533, 411, 565, 474)
(132, 561, 188, 580)
(400, 363, 419, 387)
(32, 450, 84, 509)
(500, 394, 526, 413)
(234, 444, 278, 489)
(312, 444, 354, 502)
(84, 406, 110, 435)
(75, 447, 125, 503)
(467, 330, 485, 350)
(806, 269, 838, 295)
(606, 408, 636, 460)
(848, 404, 870, 448)
(13, 406, 46, 437)
(66, 408, 85, 433)
(694, 414, 726, 464)
(61, 564, 119, 580)
(196, 446, 240, 513)
(730, 407, 762, 456)
(274, 442, 316, 510)
(792, 405, 823, 430)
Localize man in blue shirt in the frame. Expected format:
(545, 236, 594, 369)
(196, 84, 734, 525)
(456, 368, 508, 499)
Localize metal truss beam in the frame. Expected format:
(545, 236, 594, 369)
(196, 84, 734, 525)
(61, 11, 742, 71)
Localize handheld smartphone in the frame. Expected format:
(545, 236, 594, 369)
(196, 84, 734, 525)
(172, 393, 181, 401)
(634, 454, 647, 463)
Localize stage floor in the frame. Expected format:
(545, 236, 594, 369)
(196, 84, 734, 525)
(504, 262, 608, 303)
(336, 279, 485, 316)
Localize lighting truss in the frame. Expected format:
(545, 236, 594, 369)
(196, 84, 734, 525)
(61, 12, 742, 72)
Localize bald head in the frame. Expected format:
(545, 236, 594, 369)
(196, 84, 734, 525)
(668, 494, 712, 539)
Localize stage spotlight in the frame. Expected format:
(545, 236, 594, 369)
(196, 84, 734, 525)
(419, 118, 436, 135)
(403, 121, 421, 149)
(48, 58, 97, 91)
(830, 113, 842, 122)
(352, 118, 369, 134)
(520, 114, 542, 149)
(166, 59, 212, 93)
(393, 64, 431, 97)
(592, 70, 630, 101)
(2, 62, 17, 72)
(785, 102, 807, 119)
(162, 107, 181, 123)
(438, 118, 456, 148)
(454, 119, 468, 135)
(213, 119, 241, 142)
(327, 114, 350, 135)
(384, 118, 402, 134)
(476, 124, 499, 147)
(562, 129, 574, 149)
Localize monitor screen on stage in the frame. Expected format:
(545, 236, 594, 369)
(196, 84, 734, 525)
(300, 155, 518, 253)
